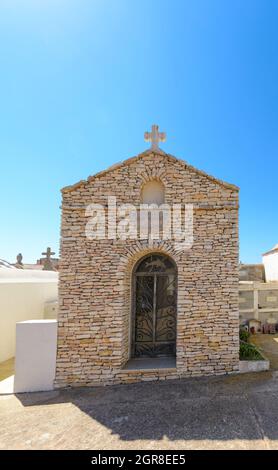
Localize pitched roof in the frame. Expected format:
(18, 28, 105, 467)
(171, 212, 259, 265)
(263, 244, 278, 256)
(0, 258, 16, 269)
(61, 148, 239, 193)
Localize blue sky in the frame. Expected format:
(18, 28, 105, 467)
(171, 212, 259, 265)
(0, 0, 277, 264)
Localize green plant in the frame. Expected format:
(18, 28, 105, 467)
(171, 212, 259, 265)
(239, 328, 250, 343)
(239, 340, 264, 360)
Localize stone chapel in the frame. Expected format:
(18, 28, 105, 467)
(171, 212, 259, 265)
(55, 125, 239, 387)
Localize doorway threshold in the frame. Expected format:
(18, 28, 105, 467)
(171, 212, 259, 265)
(124, 357, 176, 371)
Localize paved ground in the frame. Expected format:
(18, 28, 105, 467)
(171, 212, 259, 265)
(1, 371, 278, 450)
(0, 358, 14, 395)
(0, 358, 14, 382)
(250, 333, 278, 370)
(1, 334, 278, 450)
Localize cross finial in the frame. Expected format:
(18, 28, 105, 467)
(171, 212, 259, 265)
(42, 247, 56, 271)
(42, 247, 55, 260)
(144, 124, 166, 150)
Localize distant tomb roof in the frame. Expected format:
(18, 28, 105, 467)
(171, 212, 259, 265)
(263, 244, 278, 256)
(239, 264, 265, 282)
(0, 259, 16, 269)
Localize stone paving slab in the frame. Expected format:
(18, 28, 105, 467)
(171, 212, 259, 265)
(1, 372, 278, 450)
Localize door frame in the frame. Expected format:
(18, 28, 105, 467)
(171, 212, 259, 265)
(130, 253, 177, 359)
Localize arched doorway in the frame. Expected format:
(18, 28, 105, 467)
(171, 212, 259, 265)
(132, 253, 177, 358)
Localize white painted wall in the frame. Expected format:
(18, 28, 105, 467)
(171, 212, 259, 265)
(263, 251, 278, 282)
(0, 269, 58, 362)
(14, 320, 57, 393)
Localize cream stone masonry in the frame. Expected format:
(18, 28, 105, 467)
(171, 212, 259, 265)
(55, 148, 239, 387)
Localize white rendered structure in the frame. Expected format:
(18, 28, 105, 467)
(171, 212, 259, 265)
(263, 245, 278, 282)
(14, 320, 57, 393)
(0, 268, 58, 362)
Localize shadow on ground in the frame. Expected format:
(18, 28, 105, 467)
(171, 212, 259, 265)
(2, 329, 278, 448)
(1, 371, 277, 449)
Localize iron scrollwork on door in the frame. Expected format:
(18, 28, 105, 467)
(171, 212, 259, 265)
(133, 254, 177, 358)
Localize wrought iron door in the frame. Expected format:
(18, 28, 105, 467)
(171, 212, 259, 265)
(132, 254, 177, 358)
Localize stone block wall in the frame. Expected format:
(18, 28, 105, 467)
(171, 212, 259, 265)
(55, 150, 239, 387)
(239, 281, 278, 323)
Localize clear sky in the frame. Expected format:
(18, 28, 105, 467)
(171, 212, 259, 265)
(0, 0, 277, 264)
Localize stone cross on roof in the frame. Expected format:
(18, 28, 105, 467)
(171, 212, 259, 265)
(42, 247, 55, 271)
(144, 124, 166, 150)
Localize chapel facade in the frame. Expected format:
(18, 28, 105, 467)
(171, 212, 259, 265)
(55, 126, 239, 387)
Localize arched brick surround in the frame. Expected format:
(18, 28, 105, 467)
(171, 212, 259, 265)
(117, 242, 181, 368)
